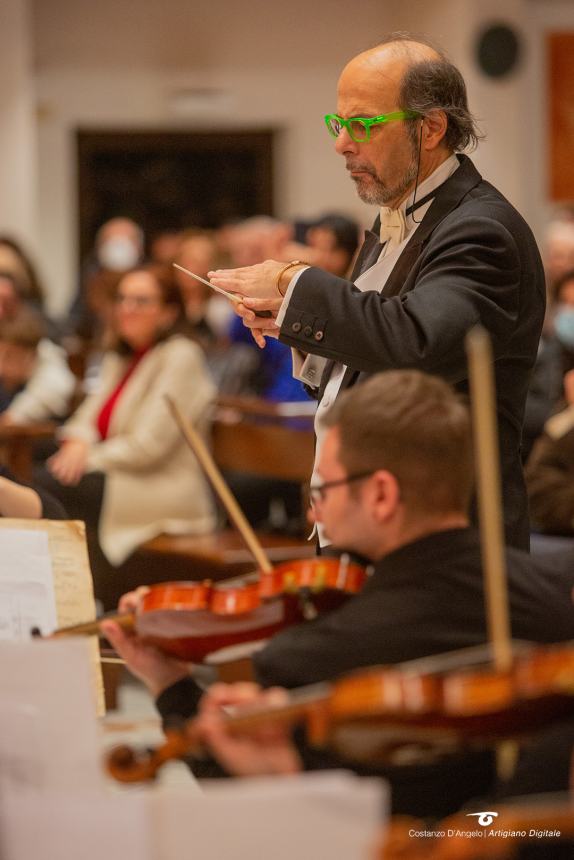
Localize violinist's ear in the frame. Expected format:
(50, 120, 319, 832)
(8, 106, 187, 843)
(369, 469, 401, 523)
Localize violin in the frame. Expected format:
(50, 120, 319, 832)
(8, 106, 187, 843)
(106, 639, 574, 782)
(47, 555, 367, 662)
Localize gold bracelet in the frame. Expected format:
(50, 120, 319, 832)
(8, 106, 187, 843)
(276, 260, 305, 297)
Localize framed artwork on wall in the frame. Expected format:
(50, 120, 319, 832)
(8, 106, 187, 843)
(548, 32, 574, 202)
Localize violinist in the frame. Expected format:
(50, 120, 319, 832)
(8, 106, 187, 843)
(102, 370, 574, 818)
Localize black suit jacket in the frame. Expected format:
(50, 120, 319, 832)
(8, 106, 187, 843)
(279, 156, 546, 550)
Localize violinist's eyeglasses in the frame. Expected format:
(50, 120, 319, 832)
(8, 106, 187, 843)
(309, 471, 374, 504)
(324, 110, 420, 143)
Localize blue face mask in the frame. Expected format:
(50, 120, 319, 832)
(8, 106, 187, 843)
(554, 306, 574, 349)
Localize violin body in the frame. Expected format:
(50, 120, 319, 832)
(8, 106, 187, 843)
(135, 558, 367, 661)
(135, 580, 290, 661)
(107, 640, 574, 782)
(323, 643, 574, 761)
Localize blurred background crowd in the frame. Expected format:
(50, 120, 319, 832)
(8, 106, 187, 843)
(0, 212, 360, 607)
(6, 205, 574, 544)
(2, 0, 574, 606)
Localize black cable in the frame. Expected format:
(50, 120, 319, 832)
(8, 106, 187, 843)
(407, 119, 425, 223)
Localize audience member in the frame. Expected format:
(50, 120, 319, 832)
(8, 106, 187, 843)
(0, 236, 62, 339)
(36, 264, 216, 608)
(0, 236, 46, 310)
(523, 217, 574, 457)
(172, 228, 261, 394)
(221, 216, 312, 529)
(237, 212, 360, 278)
(523, 268, 574, 460)
(303, 213, 360, 277)
(68, 217, 146, 344)
(544, 218, 574, 288)
(148, 228, 183, 265)
(0, 279, 75, 424)
(173, 229, 233, 346)
(225, 216, 291, 268)
(526, 358, 574, 535)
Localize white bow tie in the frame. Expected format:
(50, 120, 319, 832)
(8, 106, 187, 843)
(379, 206, 407, 249)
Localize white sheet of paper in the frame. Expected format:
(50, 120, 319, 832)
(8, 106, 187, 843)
(153, 771, 387, 860)
(0, 528, 57, 639)
(0, 519, 104, 713)
(0, 639, 103, 794)
(0, 791, 152, 860)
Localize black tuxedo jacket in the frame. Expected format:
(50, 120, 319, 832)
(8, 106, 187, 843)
(279, 156, 545, 549)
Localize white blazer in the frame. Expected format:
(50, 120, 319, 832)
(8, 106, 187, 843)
(61, 335, 216, 564)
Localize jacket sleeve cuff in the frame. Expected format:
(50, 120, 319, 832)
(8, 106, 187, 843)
(155, 676, 204, 726)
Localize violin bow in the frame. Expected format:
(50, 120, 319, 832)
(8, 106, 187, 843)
(164, 395, 274, 575)
(466, 327, 516, 780)
(465, 327, 513, 672)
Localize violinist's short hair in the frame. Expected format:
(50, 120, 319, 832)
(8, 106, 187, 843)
(324, 370, 473, 516)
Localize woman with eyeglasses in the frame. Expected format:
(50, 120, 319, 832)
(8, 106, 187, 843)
(37, 264, 216, 607)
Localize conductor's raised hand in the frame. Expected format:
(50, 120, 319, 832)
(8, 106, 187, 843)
(209, 259, 307, 347)
(208, 260, 286, 301)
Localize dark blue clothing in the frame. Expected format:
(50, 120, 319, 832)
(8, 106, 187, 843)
(228, 316, 311, 402)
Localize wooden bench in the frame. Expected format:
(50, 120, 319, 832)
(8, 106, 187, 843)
(135, 397, 316, 581)
(0, 422, 56, 481)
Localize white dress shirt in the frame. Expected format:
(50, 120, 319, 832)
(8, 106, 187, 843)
(278, 155, 460, 545)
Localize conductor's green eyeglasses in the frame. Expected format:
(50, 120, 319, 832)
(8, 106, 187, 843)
(324, 110, 420, 142)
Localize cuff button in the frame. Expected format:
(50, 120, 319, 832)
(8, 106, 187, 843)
(291, 322, 302, 333)
(314, 330, 324, 341)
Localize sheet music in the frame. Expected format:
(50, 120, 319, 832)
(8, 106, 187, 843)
(0, 519, 104, 712)
(0, 528, 57, 639)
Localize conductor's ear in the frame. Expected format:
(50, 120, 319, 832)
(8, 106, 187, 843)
(422, 110, 448, 150)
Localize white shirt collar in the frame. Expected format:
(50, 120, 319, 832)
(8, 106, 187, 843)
(379, 153, 460, 242)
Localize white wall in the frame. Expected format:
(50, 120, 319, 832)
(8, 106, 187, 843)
(0, 0, 37, 244)
(21, 0, 574, 312)
(33, 0, 388, 314)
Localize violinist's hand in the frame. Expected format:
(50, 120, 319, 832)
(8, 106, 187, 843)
(195, 682, 302, 777)
(118, 586, 150, 615)
(100, 617, 189, 699)
(47, 439, 89, 486)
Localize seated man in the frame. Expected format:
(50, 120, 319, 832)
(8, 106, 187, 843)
(103, 370, 574, 818)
